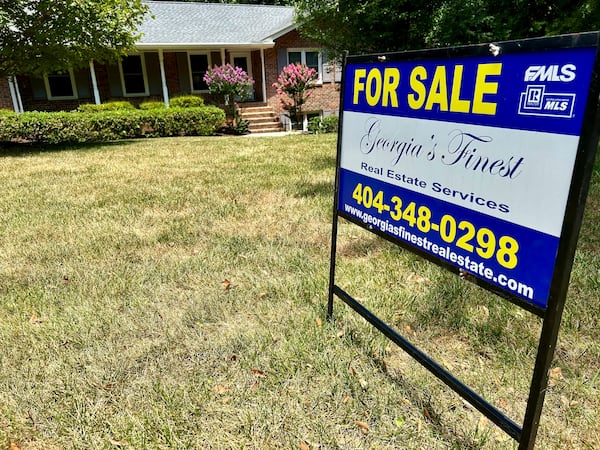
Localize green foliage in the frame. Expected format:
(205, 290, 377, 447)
(139, 101, 167, 110)
(170, 95, 205, 108)
(0, 109, 15, 118)
(0, 107, 225, 145)
(0, 0, 149, 77)
(77, 101, 136, 113)
(294, 0, 600, 55)
(307, 115, 338, 134)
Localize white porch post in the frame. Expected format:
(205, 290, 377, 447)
(10, 77, 24, 113)
(158, 49, 170, 107)
(220, 48, 226, 66)
(89, 60, 101, 105)
(260, 48, 267, 103)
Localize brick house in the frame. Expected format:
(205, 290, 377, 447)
(1, 1, 341, 132)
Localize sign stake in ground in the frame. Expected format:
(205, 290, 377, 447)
(328, 32, 600, 449)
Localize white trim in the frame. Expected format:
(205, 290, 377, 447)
(188, 51, 212, 93)
(89, 61, 101, 105)
(158, 49, 170, 107)
(287, 48, 323, 84)
(260, 48, 266, 103)
(7, 77, 21, 112)
(44, 69, 78, 100)
(135, 42, 275, 51)
(119, 53, 150, 97)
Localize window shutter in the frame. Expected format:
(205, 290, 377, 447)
(277, 49, 287, 75)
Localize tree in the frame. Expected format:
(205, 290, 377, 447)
(204, 63, 254, 130)
(273, 63, 318, 129)
(0, 0, 148, 77)
(293, 0, 437, 56)
(426, 0, 600, 47)
(293, 0, 600, 56)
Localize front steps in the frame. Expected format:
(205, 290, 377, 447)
(239, 103, 284, 133)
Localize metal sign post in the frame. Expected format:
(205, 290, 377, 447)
(328, 32, 600, 448)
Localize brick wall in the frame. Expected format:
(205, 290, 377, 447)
(266, 30, 340, 120)
(0, 77, 15, 110)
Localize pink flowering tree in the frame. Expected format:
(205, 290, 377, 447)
(203, 64, 254, 128)
(273, 63, 318, 129)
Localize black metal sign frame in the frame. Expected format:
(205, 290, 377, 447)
(328, 32, 600, 449)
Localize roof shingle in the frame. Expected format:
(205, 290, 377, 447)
(139, 1, 296, 47)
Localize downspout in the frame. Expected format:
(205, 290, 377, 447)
(260, 48, 266, 103)
(89, 60, 101, 105)
(158, 49, 169, 107)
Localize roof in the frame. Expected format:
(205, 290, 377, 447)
(138, 1, 296, 49)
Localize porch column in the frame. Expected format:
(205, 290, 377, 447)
(220, 48, 226, 66)
(9, 77, 23, 113)
(158, 49, 170, 107)
(260, 48, 266, 103)
(89, 60, 101, 105)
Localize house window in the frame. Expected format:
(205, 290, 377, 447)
(119, 54, 148, 96)
(287, 49, 322, 83)
(189, 53, 211, 92)
(44, 70, 78, 100)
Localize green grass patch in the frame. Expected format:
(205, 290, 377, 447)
(0, 135, 598, 449)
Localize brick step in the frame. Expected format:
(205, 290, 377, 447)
(240, 105, 283, 133)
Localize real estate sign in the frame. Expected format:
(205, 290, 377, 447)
(329, 33, 600, 448)
(337, 36, 599, 312)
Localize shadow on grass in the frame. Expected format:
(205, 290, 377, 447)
(333, 316, 502, 449)
(294, 180, 334, 199)
(311, 155, 336, 171)
(0, 139, 137, 157)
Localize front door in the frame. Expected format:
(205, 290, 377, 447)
(230, 52, 254, 102)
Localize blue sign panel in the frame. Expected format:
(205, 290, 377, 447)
(338, 44, 598, 309)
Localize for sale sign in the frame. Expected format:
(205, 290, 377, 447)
(337, 38, 599, 311)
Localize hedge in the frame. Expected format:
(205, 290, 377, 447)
(0, 106, 225, 145)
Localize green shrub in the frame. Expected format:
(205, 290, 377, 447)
(77, 101, 135, 113)
(308, 114, 338, 134)
(170, 95, 205, 108)
(0, 106, 225, 145)
(0, 109, 15, 117)
(139, 101, 166, 110)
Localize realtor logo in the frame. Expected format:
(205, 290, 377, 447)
(518, 85, 576, 118)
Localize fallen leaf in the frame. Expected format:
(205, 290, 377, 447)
(251, 369, 266, 377)
(221, 279, 232, 290)
(29, 312, 43, 324)
(342, 394, 352, 403)
(109, 438, 129, 447)
(423, 407, 433, 422)
(405, 325, 413, 335)
(10, 443, 21, 450)
(298, 441, 310, 450)
(354, 420, 369, 435)
(258, 292, 267, 299)
(358, 378, 368, 390)
(477, 415, 489, 430)
(549, 366, 564, 386)
(213, 385, 229, 395)
(349, 366, 357, 377)
(315, 318, 322, 327)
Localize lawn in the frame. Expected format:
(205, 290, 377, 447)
(0, 134, 598, 449)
